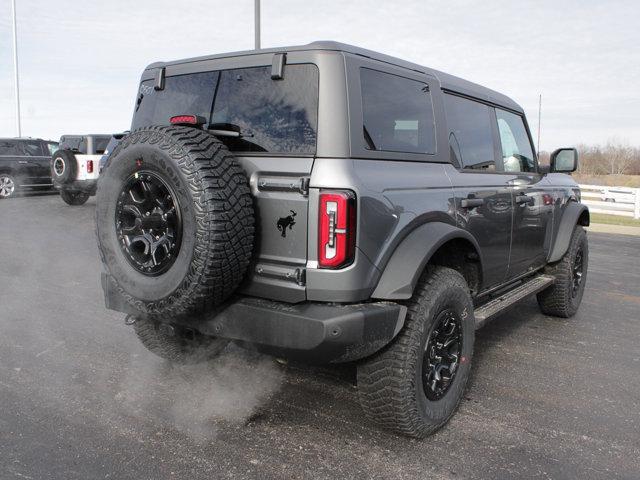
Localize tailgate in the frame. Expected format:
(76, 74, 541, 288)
(236, 156, 312, 303)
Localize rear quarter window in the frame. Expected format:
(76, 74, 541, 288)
(360, 68, 436, 154)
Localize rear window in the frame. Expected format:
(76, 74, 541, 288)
(92, 137, 111, 154)
(360, 68, 436, 154)
(132, 64, 319, 155)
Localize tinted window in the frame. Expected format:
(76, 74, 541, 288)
(211, 65, 318, 154)
(495, 109, 536, 172)
(132, 65, 319, 155)
(0, 141, 20, 155)
(46, 142, 58, 155)
(444, 94, 495, 170)
(360, 68, 435, 154)
(93, 137, 110, 154)
(21, 140, 44, 156)
(132, 71, 219, 129)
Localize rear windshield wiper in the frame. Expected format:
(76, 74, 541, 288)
(207, 123, 254, 138)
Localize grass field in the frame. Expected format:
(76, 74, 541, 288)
(574, 174, 640, 187)
(590, 212, 640, 227)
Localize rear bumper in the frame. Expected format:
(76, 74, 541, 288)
(102, 273, 406, 363)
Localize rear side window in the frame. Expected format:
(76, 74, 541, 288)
(0, 141, 20, 155)
(495, 109, 536, 172)
(21, 140, 45, 156)
(132, 65, 319, 155)
(211, 65, 318, 154)
(444, 94, 495, 170)
(133, 71, 219, 129)
(360, 68, 435, 154)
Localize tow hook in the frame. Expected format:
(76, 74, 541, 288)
(124, 315, 136, 325)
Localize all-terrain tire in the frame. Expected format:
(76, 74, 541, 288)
(96, 126, 254, 317)
(51, 150, 77, 185)
(133, 317, 228, 364)
(357, 266, 475, 438)
(537, 226, 588, 318)
(60, 190, 90, 205)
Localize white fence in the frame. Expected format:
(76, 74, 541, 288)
(579, 184, 640, 219)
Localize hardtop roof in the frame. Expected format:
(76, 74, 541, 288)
(146, 41, 523, 112)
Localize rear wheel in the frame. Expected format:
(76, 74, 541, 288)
(0, 173, 16, 198)
(357, 266, 475, 438)
(537, 226, 588, 318)
(60, 190, 90, 205)
(133, 317, 228, 364)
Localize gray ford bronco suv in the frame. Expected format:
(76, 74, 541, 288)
(96, 42, 589, 437)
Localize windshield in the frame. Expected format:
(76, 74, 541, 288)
(131, 64, 319, 155)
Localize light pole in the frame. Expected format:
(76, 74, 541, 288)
(254, 0, 260, 50)
(11, 0, 22, 137)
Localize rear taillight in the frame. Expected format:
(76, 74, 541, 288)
(318, 190, 356, 269)
(86, 160, 94, 174)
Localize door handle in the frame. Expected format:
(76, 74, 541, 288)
(18, 160, 28, 164)
(460, 198, 484, 208)
(515, 194, 534, 206)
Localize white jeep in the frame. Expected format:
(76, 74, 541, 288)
(51, 134, 111, 205)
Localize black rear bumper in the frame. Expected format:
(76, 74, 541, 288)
(102, 273, 406, 363)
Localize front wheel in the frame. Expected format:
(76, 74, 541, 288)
(537, 225, 588, 318)
(357, 266, 475, 438)
(60, 190, 90, 205)
(133, 317, 228, 364)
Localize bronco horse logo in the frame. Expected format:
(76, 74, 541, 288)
(277, 210, 297, 238)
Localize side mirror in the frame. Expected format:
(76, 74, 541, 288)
(550, 148, 578, 173)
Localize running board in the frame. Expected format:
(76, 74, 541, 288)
(473, 274, 555, 328)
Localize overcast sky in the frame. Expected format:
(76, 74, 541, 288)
(1, 0, 639, 150)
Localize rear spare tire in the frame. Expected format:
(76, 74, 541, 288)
(51, 150, 77, 185)
(60, 190, 90, 205)
(96, 126, 254, 317)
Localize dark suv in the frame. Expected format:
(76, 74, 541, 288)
(0, 138, 58, 198)
(96, 42, 589, 437)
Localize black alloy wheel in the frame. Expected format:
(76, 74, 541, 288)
(571, 246, 584, 298)
(422, 308, 463, 401)
(115, 171, 182, 276)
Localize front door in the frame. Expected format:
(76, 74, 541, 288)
(494, 108, 553, 278)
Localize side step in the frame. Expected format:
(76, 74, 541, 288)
(473, 274, 555, 328)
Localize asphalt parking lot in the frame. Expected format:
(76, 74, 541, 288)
(1, 193, 639, 480)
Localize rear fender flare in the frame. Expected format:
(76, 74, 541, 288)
(548, 202, 590, 263)
(371, 222, 482, 300)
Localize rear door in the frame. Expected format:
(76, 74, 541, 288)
(443, 93, 513, 289)
(19, 140, 52, 184)
(132, 62, 319, 303)
(210, 65, 319, 303)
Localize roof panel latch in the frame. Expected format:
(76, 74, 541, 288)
(154, 67, 165, 91)
(271, 53, 286, 80)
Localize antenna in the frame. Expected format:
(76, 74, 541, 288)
(537, 93, 542, 154)
(11, 0, 22, 137)
(254, 0, 261, 50)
